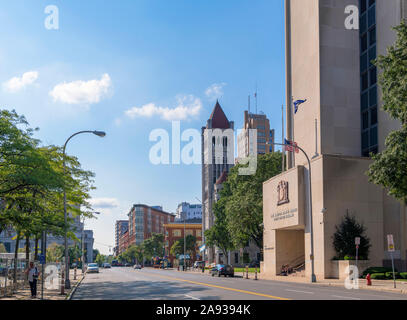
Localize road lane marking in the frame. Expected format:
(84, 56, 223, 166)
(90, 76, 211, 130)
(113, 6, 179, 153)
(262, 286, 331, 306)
(185, 294, 200, 300)
(331, 295, 361, 300)
(141, 272, 290, 300)
(285, 289, 314, 294)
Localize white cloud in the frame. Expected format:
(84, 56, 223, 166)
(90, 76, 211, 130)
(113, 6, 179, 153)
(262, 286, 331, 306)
(205, 82, 227, 101)
(3, 71, 39, 93)
(125, 94, 202, 121)
(89, 198, 119, 209)
(49, 73, 112, 105)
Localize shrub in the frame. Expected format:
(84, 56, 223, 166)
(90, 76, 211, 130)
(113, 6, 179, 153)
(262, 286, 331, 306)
(362, 267, 396, 277)
(370, 273, 386, 280)
(399, 272, 407, 279)
(333, 214, 371, 260)
(385, 272, 401, 279)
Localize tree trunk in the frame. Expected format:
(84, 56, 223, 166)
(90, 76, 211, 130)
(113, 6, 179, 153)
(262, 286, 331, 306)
(34, 236, 39, 261)
(13, 232, 20, 284)
(25, 235, 30, 262)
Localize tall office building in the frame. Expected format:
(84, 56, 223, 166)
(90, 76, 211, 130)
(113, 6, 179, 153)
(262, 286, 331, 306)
(201, 101, 234, 264)
(237, 110, 275, 158)
(262, 0, 407, 280)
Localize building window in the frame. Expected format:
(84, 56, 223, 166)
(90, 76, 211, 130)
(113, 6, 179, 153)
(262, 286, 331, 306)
(360, 0, 378, 157)
(173, 230, 181, 237)
(196, 230, 202, 237)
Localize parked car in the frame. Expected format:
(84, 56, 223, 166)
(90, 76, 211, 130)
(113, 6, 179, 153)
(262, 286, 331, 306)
(103, 263, 111, 268)
(210, 264, 234, 277)
(133, 264, 142, 270)
(86, 263, 99, 274)
(124, 263, 132, 267)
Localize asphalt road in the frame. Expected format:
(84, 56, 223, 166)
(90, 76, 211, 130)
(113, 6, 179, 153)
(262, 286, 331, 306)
(72, 267, 407, 300)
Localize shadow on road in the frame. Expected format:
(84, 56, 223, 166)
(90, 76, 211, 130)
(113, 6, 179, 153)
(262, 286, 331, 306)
(73, 279, 220, 300)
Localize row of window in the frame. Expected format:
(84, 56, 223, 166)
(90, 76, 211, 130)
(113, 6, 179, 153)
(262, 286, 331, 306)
(360, 0, 378, 157)
(170, 229, 202, 237)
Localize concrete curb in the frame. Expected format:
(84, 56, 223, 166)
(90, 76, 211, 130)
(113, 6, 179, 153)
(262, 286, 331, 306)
(66, 273, 86, 300)
(317, 281, 407, 295)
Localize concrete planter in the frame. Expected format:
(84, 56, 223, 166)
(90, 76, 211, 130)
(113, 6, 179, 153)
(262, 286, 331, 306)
(330, 260, 371, 280)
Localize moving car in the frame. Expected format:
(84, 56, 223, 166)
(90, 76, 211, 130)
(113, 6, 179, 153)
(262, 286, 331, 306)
(86, 263, 99, 274)
(210, 264, 234, 277)
(133, 264, 142, 270)
(103, 263, 111, 268)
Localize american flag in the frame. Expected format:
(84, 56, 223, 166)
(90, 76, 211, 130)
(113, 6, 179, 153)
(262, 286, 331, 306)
(284, 139, 300, 154)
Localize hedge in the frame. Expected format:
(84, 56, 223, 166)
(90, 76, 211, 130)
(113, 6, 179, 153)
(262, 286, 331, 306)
(362, 267, 396, 277)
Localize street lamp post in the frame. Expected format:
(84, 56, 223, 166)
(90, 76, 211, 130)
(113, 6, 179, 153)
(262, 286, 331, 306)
(63, 130, 106, 289)
(183, 211, 186, 271)
(195, 197, 204, 264)
(271, 142, 317, 283)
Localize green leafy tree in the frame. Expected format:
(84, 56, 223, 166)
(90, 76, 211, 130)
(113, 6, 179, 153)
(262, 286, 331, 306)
(95, 254, 106, 266)
(46, 242, 64, 262)
(170, 235, 197, 257)
(223, 152, 283, 250)
(142, 233, 164, 260)
(333, 214, 371, 260)
(205, 197, 235, 264)
(368, 20, 407, 203)
(0, 243, 7, 253)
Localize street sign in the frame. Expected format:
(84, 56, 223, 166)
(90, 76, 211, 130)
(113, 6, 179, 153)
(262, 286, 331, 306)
(387, 234, 395, 252)
(39, 254, 46, 265)
(355, 237, 361, 245)
(199, 244, 206, 252)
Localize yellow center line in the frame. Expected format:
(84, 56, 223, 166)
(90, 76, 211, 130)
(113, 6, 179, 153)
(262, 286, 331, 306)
(142, 271, 291, 300)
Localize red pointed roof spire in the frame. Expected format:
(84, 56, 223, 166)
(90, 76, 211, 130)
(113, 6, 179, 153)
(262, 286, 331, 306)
(210, 100, 230, 129)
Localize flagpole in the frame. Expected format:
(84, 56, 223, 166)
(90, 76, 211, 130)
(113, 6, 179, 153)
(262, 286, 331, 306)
(282, 104, 285, 173)
(291, 96, 295, 168)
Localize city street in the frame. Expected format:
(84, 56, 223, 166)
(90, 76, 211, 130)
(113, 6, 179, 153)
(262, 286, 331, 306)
(72, 267, 407, 300)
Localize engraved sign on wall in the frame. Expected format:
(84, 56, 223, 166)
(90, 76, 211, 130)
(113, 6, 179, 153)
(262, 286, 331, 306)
(277, 181, 289, 206)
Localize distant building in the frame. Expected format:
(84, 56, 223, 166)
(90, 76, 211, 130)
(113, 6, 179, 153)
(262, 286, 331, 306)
(0, 216, 95, 263)
(201, 101, 234, 264)
(176, 202, 202, 221)
(114, 220, 129, 256)
(164, 222, 203, 266)
(118, 230, 129, 256)
(237, 110, 275, 158)
(127, 204, 175, 247)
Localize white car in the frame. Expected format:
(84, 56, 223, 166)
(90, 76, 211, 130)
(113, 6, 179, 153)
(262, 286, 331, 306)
(87, 263, 99, 273)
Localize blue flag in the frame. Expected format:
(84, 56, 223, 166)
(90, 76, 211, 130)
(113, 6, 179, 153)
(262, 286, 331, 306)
(294, 99, 307, 114)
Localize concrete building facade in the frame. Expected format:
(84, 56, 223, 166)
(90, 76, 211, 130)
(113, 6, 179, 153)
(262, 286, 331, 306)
(176, 202, 202, 221)
(262, 0, 407, 280)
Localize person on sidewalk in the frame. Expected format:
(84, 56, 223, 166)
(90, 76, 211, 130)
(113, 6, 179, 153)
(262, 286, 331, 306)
(26, 262, 40, 299)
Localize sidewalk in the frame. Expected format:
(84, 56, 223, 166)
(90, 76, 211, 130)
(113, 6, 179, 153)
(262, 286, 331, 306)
(171, 268, 407, 295)
(0, 269, 84, 300)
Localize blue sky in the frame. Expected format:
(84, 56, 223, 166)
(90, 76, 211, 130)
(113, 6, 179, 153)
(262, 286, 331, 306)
(0, 0, 285, 254)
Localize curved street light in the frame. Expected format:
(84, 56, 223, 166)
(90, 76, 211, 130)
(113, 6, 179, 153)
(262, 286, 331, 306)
(63, 131, 106, 289)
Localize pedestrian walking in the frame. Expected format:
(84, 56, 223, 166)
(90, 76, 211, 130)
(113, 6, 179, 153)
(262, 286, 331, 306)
(26, 262, 40, 299)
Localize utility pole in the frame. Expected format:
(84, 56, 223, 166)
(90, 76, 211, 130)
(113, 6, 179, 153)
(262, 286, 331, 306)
(183, 211, 186, 271)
